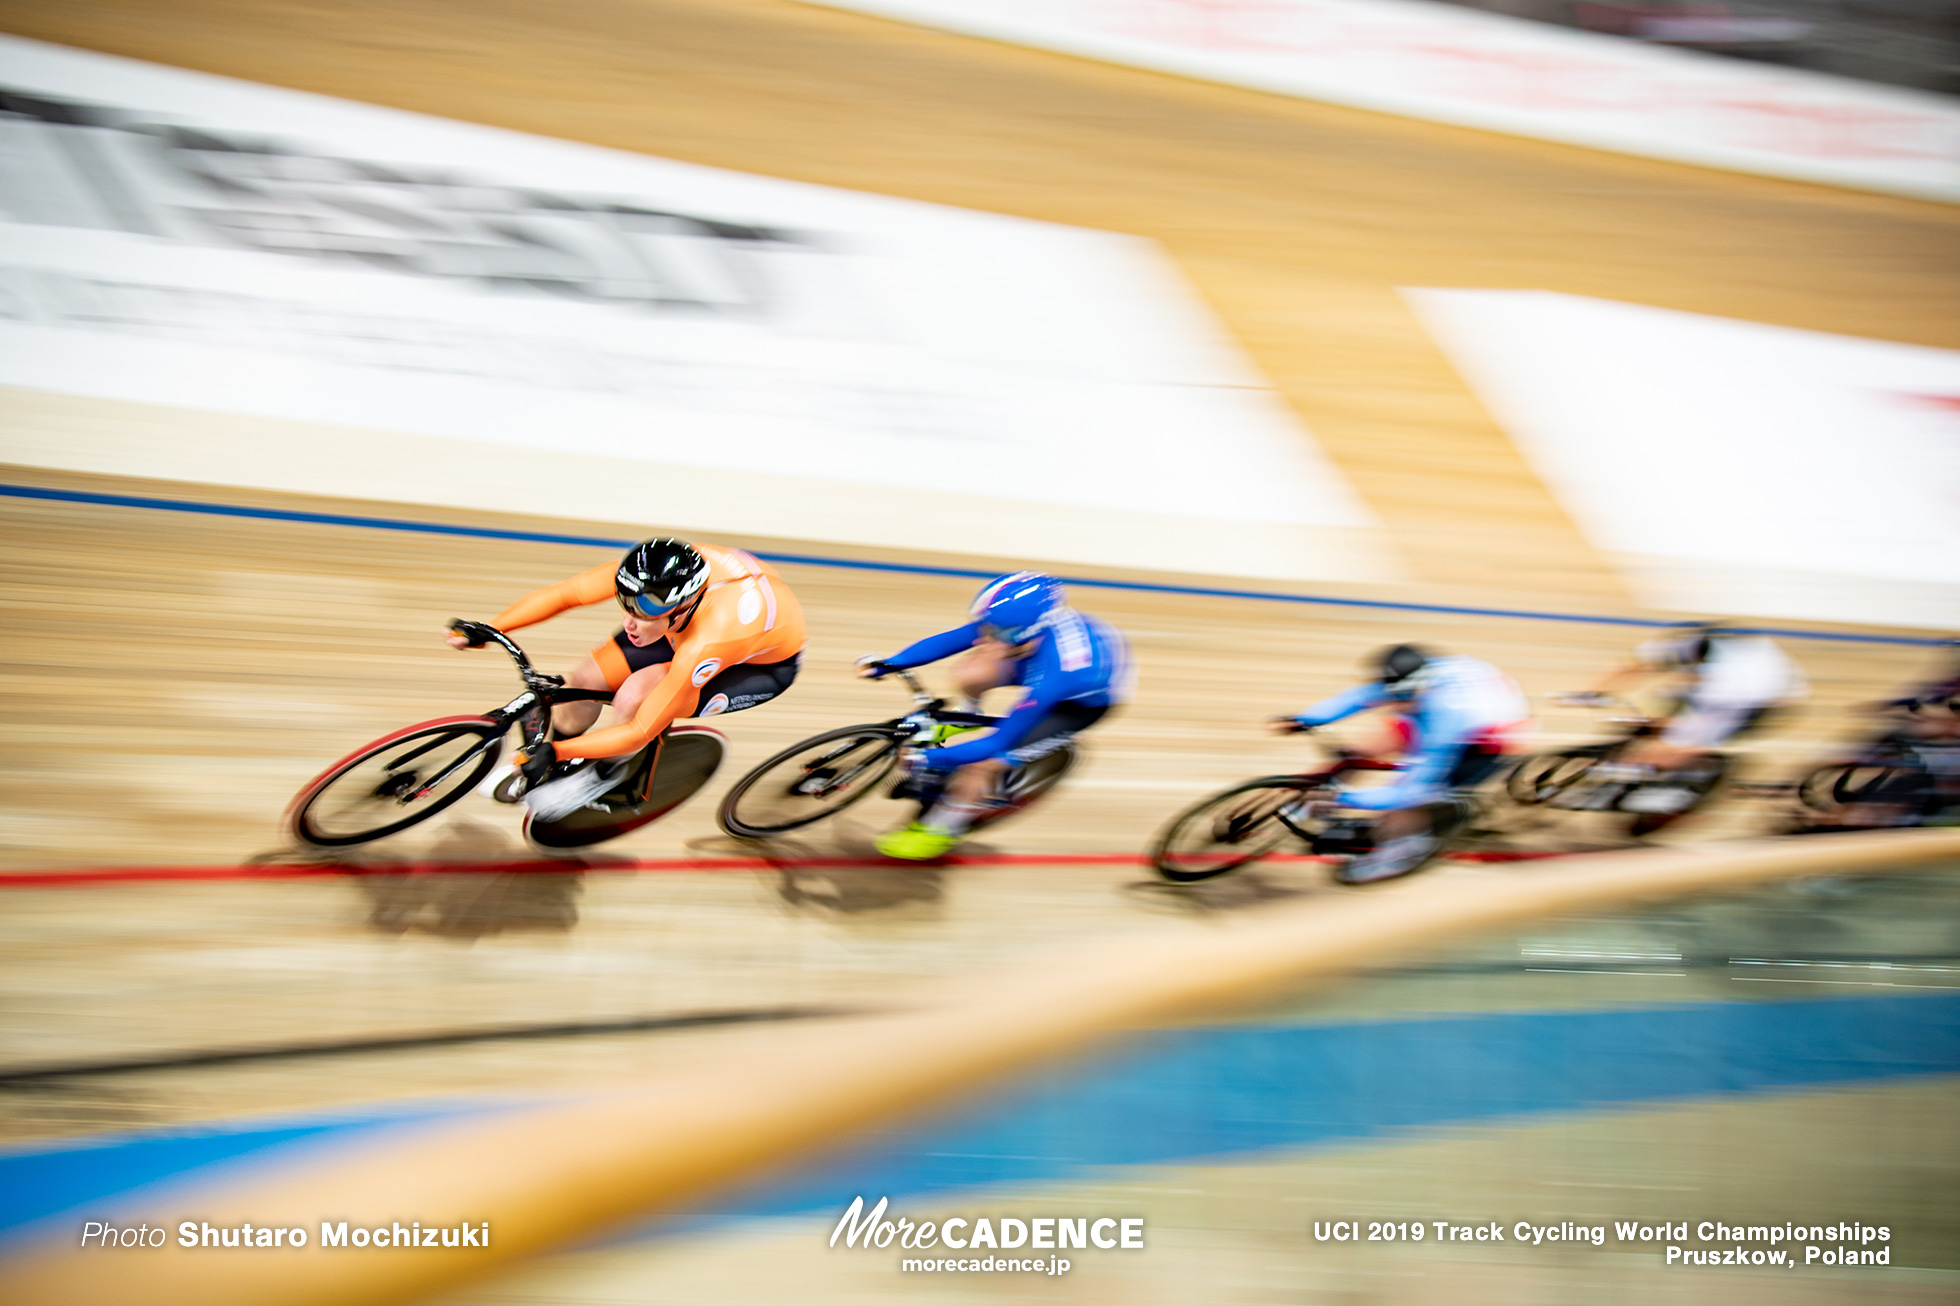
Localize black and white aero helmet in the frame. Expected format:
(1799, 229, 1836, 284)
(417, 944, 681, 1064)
(616, 538, 709, 622)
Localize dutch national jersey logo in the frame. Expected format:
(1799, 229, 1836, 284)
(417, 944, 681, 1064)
(691, 658, 722, 687)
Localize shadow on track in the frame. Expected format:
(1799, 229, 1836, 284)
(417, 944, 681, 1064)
(687, 830, 949, 914)
(252, 819, 605, 939)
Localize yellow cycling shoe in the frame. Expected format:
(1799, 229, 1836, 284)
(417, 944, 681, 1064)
(875, 822, 962, 861)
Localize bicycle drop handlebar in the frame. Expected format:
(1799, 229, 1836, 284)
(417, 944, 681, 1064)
(856, 657, 1000, 731)
(447, 619, 562, 690)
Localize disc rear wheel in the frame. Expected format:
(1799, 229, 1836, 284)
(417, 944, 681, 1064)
(970, 743, 1079, 831)
(525, 727, 725, 849)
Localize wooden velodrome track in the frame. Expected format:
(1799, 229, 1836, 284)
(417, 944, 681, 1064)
(0, 0, 1957, 1290)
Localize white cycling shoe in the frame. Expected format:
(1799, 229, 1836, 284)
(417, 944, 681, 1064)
(524, 758, 631, 822)
(1620, 785, 1698, 814)
(1336, 834, 1438, 885)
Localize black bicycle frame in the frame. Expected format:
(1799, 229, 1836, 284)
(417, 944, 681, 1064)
(405, 620, 617, 800)
(881, 665, 998, 735)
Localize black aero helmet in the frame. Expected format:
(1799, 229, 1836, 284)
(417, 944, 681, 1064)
(1373, 643, 1431, 698)
(616, 538, 709, 623)
(1376, 643, 1429, 684)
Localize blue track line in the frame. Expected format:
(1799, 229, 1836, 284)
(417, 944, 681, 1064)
(0, 482, 1945, 646)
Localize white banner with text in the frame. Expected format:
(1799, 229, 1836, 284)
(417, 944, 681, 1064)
(0, 36, 1392, 583)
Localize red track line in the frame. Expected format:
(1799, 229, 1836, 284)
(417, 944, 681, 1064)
(0, 848, 1562, 888)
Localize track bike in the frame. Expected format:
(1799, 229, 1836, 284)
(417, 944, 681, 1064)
(1782, 703, 1960, 833)
(1505, 696, 1736, 837)
(287, 620, 724, 850)
(1148, 730, 1431, 883)
(716, 666, 1077, 842)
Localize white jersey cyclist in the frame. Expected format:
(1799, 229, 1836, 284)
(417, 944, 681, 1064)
(1635, 626, 1807, 751)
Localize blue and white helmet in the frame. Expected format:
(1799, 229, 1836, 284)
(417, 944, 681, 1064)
(971, 572, 1063, 644)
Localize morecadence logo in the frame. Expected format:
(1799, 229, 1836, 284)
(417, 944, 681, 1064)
(830, 1196, 1142, 1275)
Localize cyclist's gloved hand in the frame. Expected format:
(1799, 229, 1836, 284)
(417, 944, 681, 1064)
(1269, 715, 1316, 735)
(856, 656, 892, 680)
(516, 741, 557, 786)
(446, 619, 488, 650)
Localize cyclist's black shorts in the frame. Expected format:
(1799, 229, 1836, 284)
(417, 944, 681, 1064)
(1446, 744, 1509, 791)
(609, 632, 800, 718)
(1002, 701, 1108, 766)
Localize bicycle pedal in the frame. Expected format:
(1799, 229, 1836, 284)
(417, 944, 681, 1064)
(484, 764, 528, 804)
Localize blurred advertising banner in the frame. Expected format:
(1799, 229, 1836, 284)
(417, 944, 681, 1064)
(1409, 289, 1960, 629)
(804, 0, 1960, 203)
(0, 36, 1392, 584)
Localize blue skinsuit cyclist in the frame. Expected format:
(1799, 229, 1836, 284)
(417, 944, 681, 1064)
(1277, 644, 1527, 883)
(861, 572, 1131, 860)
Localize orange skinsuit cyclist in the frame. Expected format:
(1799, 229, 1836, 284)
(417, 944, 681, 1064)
(451, 538, 805, 805)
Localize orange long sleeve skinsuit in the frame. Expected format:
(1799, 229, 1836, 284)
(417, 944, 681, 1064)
(492, 544, 806, 761)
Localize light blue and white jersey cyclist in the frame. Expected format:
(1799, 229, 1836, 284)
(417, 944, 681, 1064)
(1290, 645, 1528, 813)
(875, 572, 1132, 774)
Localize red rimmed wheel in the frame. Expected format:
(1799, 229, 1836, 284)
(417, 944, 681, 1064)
(289, 716, 505, 847)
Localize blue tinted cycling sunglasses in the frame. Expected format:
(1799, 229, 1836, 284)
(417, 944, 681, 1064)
(618, 592, 686, 621)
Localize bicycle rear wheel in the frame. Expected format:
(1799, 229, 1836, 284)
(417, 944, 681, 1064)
(1150, 777, 1313, 883)
(718, 724, 901, 839)
(290, 716, 504, 847)
(525, 727, 725, 849)
(969, 743, 1079, 832)
(1626, 754, 1734, 837)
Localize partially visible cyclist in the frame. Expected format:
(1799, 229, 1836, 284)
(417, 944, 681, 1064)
(1562, 621, 1805, 774)
(448, 538, 806, 817)
(1821, 637, 1960, 828)
(1881, 638, 1960, 737)
(859, 572, 1130, 861)
(1272, 644, 1528, 883)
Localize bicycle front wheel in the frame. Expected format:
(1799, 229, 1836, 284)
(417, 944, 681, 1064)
(718, 724, 901, 839)
(1799, 760, 1907, 812)
(1506, 747, 1605, 805)
(1150, 777, 1312, 882)
(290, 716, 504, 847)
